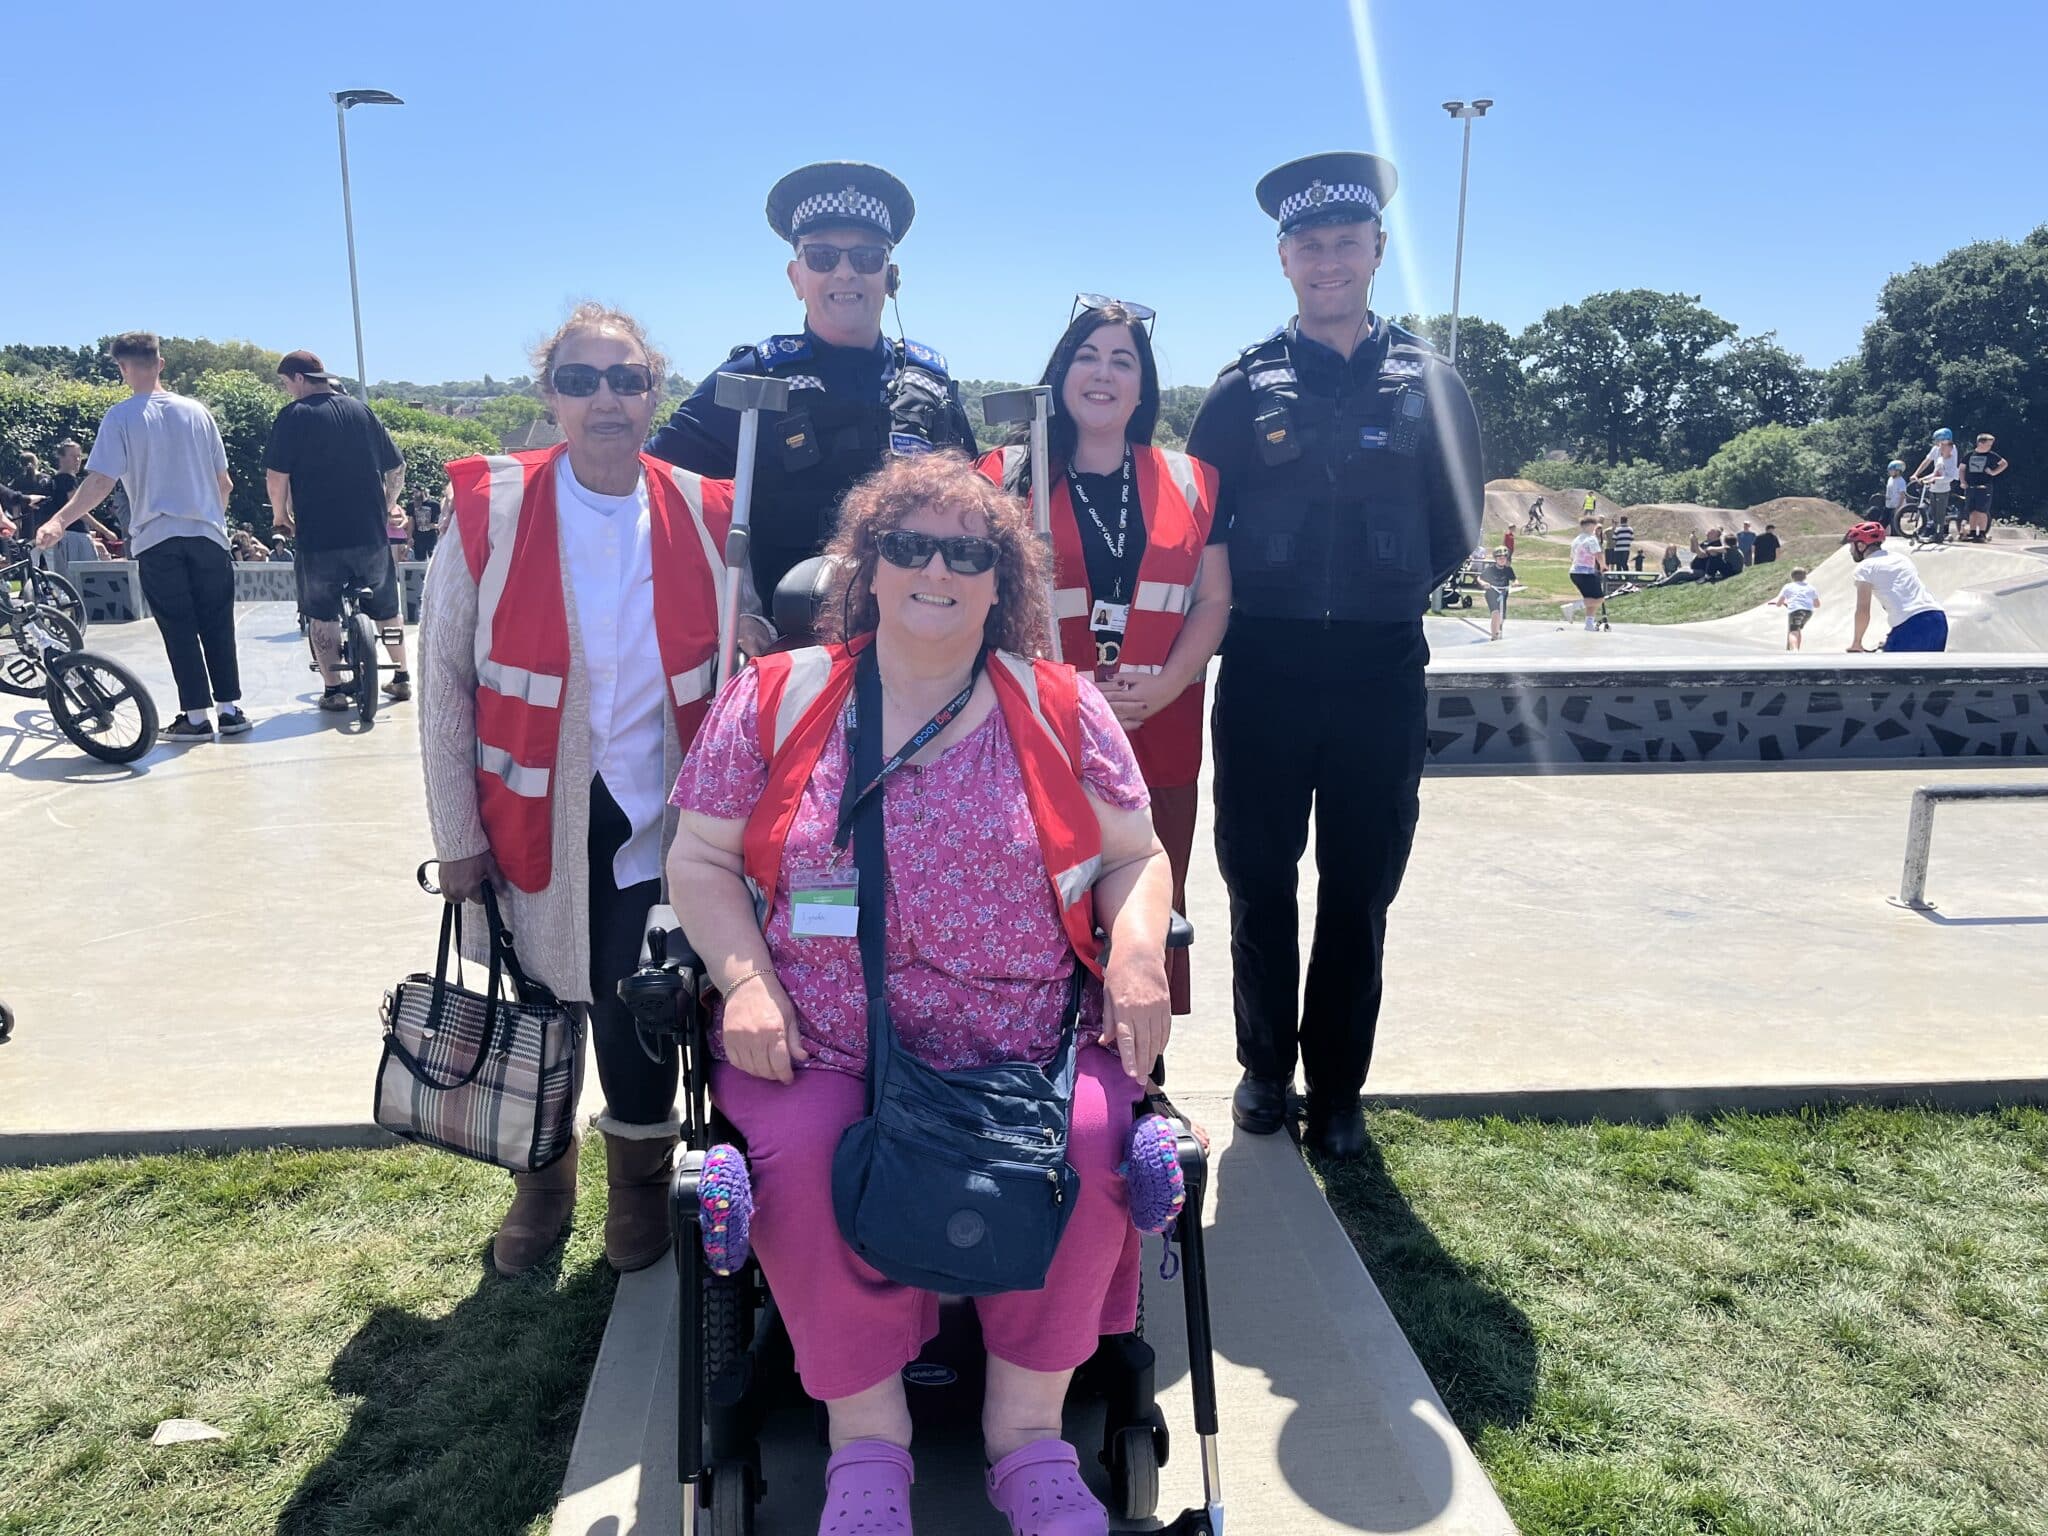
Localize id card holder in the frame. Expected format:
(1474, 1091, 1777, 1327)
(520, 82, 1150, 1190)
(1089, 599, 1130, 635)
(790, 868, 859, 938)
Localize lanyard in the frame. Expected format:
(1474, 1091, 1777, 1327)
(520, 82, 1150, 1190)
(1066, 452, 1134, 596)
(834, 646, 986, 851)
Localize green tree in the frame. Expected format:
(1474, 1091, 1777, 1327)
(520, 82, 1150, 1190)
(368, 399, 498, 453)
(1697, 424, 1823, 510)
(389, 429, 475, 501)
(1520, 290, 1738, 466)
(1400, 313, 1543, 478)
(0, 374, 129, 467)
(472, 394, 546, 443)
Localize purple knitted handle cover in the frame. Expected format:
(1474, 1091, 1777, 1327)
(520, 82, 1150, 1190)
(1123, 1113, 1186, 1235)
(699, 1143, 754, 1275)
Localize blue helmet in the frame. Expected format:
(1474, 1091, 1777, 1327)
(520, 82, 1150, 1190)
(1888, 460, 1905, 472)
(1933, 427, 1953, 442)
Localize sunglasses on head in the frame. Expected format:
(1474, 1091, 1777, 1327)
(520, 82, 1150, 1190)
(799, 242, 890, 276)
(877, 529, 1000, 575)
(1071, 292, 1157, 335)
(551, 363, 654, 397)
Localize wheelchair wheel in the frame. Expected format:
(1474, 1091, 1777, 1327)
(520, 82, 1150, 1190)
(1107, 1409, 1167, 1521)
(2, 606, 82, 697)
(707, 1461, 758, 1536)
(347, 610, 380, 724)
(30, 567, 85, 633)
(45, 650, 158, 763)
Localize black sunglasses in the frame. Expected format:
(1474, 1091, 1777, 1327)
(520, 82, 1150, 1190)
(1071, 292, 1157, 335)
(799, 242, 890, 276)
(877, 529, 1000, 575)
(551, 363, 654, 397)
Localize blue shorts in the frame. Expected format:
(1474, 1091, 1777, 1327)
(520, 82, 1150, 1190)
(1882, 610, 1949, 653)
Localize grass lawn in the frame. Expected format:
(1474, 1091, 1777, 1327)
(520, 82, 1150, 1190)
(0, 1145, 616, 1536)
(1321, 1106, 2048, 1536)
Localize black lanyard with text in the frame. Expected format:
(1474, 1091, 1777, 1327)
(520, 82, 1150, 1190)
(833, 645, 986, 852)
(1066, 452, 1135, 600)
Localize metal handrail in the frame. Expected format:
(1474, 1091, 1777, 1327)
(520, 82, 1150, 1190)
(1896, 782, 2048, 909)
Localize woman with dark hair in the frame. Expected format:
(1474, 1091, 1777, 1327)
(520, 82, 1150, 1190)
(978, 297, 1228, 1015)
(668, 451, 1173, 1533)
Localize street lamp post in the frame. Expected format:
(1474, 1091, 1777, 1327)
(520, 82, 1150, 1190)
(332, 89, 404, 400)
(1440, 98, 1494, 367)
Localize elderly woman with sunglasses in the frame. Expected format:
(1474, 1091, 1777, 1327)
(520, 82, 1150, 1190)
(978, 297, 1228, 1017)
(418, 303, 740, 1278)
(668, 453, 1174, 1535)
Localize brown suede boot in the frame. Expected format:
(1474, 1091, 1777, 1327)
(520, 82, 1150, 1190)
(600, 1121, 678, 1274)
(491, 1140, 579, 1278)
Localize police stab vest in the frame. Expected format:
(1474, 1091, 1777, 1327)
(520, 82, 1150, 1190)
(1228, 319, 1437, 624)
(979, 444, 1217, 788)
(735, 333, 967, 601)
(448, 445, 732, 892)
(743, 640, 1104, 976)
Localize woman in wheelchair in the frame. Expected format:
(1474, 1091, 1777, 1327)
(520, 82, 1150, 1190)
(667, 453, 1174, 1536)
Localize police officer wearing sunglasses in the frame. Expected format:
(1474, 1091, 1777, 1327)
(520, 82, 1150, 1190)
(1185, 151, 1483, 1160)
(647, 161, 975, 609)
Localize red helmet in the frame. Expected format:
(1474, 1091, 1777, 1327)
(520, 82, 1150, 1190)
(1844, 521, 1889, 548)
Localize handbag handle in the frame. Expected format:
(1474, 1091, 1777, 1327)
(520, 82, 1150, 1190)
(398, 860, 520, 1092)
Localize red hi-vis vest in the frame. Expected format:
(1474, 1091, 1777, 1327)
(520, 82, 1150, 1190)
(448, 445, 733, 892)
(743, 640, 1105, 977)
(976, 445, 1218, 788)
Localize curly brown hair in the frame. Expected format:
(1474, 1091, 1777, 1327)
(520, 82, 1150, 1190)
(817, 452, 1053, 656)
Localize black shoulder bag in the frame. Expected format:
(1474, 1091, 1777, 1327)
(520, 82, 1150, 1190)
(829, 645, 1083, 1296)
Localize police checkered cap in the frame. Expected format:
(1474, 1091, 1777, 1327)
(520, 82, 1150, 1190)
(789, 186, 893, 239)
(1275, 181, 1381, 228)
(1256, 152, 1399, 235)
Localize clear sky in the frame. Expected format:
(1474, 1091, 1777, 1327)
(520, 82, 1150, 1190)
(3, 0, 2042, 393)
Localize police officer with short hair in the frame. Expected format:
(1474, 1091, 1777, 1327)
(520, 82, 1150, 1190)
(647, 162, 976, 608)
(1186, 152, 1483, 1159)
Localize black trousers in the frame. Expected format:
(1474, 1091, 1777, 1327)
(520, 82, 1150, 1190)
(137, 536, 240, 713)
(587, 776, 675, 1126)
(1211, 620, 1427, 1105)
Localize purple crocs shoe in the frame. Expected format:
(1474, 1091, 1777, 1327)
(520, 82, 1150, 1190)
(698, 1143, 753, 1276)
(819, 1439, 914, 1536)
(1122, 1113, 1186, 1235)
(985, 1438, 1108, 1536)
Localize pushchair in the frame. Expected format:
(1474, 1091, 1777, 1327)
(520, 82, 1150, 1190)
(617, 547, 1224, 1533)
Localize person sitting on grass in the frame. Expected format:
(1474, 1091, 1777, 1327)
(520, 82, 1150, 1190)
(1478, 544, 1515, 640)
(1844, 522, 1948, 653)
(1767, 566, 1819, 650)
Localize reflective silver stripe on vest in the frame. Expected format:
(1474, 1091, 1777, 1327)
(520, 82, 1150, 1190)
(1053, 587, 1091, 621)
(1117, 662, 1165, 676)
(476, 741, 550, 798)
(990, 652, 1080, 774)
(1134, 579, 1193, 616)
(1054, 856, 1102, 909)
(660, 463, 724, 571)
(473, 456, 532, 678)
(771, 647, 837, 753)
(670, 659, 714, 708)
(1158, 448, 1203, 517)
(476, 657, 564, 709)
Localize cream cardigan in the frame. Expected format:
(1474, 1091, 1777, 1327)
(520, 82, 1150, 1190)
(417, 513, 684, 1003)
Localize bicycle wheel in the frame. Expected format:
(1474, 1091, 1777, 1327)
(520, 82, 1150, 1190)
(1895, 505, 1925, 537)
(45, 650, 158, 764)
(348, 610, 380, 724)
(2, 606, 83, 697)
(30, 567, 86, 632)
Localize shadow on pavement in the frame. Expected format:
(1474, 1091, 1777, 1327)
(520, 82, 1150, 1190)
(277, 1242, 614, 1536)
(1310, 1132, 1538, 1449)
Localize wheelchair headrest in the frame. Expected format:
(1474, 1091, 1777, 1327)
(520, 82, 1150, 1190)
(773, 556, 839, 646)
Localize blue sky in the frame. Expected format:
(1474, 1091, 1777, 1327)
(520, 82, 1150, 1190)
(4, 0, 2042, 393)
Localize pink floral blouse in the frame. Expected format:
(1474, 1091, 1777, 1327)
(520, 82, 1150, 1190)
(670, 665, 1149, 1078)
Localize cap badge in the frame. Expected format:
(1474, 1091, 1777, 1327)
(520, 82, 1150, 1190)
(1307, 180, 1327, 206)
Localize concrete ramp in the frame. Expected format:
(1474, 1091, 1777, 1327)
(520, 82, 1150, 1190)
(550, 1096, 1517, 1535)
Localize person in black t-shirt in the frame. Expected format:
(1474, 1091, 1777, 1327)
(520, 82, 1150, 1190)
(1477, 546, 1515, 640)
(262, 349, 413, 707)
(1752, 524, 1781, 565)
(1963, 434, 2008, 541)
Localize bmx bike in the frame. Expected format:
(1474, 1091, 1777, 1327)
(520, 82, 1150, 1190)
(308, 578, 401, 725)
(1524, 502, 1548, 534)
(1, 539, 86, 633)
(0, 570, 158, 764)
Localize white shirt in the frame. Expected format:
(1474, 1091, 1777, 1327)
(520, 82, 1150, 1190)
(1776, 581, 1819, 612)
(1853, 549, 1941, 627)
(1926, 446, 1960, 490)
(1884, 475, 1908, 510)
(84, 390, 230, 555)
(555, 456, 667, 890)
(1570, 534, 1601, 573)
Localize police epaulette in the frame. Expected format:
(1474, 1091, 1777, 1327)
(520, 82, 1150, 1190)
(753, 333, 813, 370)
(899, 339, 949, 376)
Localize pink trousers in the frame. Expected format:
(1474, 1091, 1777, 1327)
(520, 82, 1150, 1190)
(711, 1045, 1144, 1402)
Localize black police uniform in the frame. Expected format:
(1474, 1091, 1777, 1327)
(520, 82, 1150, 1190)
(1185, 152, 1483, 1151)
(645, 162, 975, 605)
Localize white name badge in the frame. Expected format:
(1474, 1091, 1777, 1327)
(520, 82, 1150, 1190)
(1089, 599, 1130, 634)
(790, 870, 859, 938)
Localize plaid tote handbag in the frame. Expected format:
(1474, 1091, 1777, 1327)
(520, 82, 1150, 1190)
(374, 865, 581, 1172)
